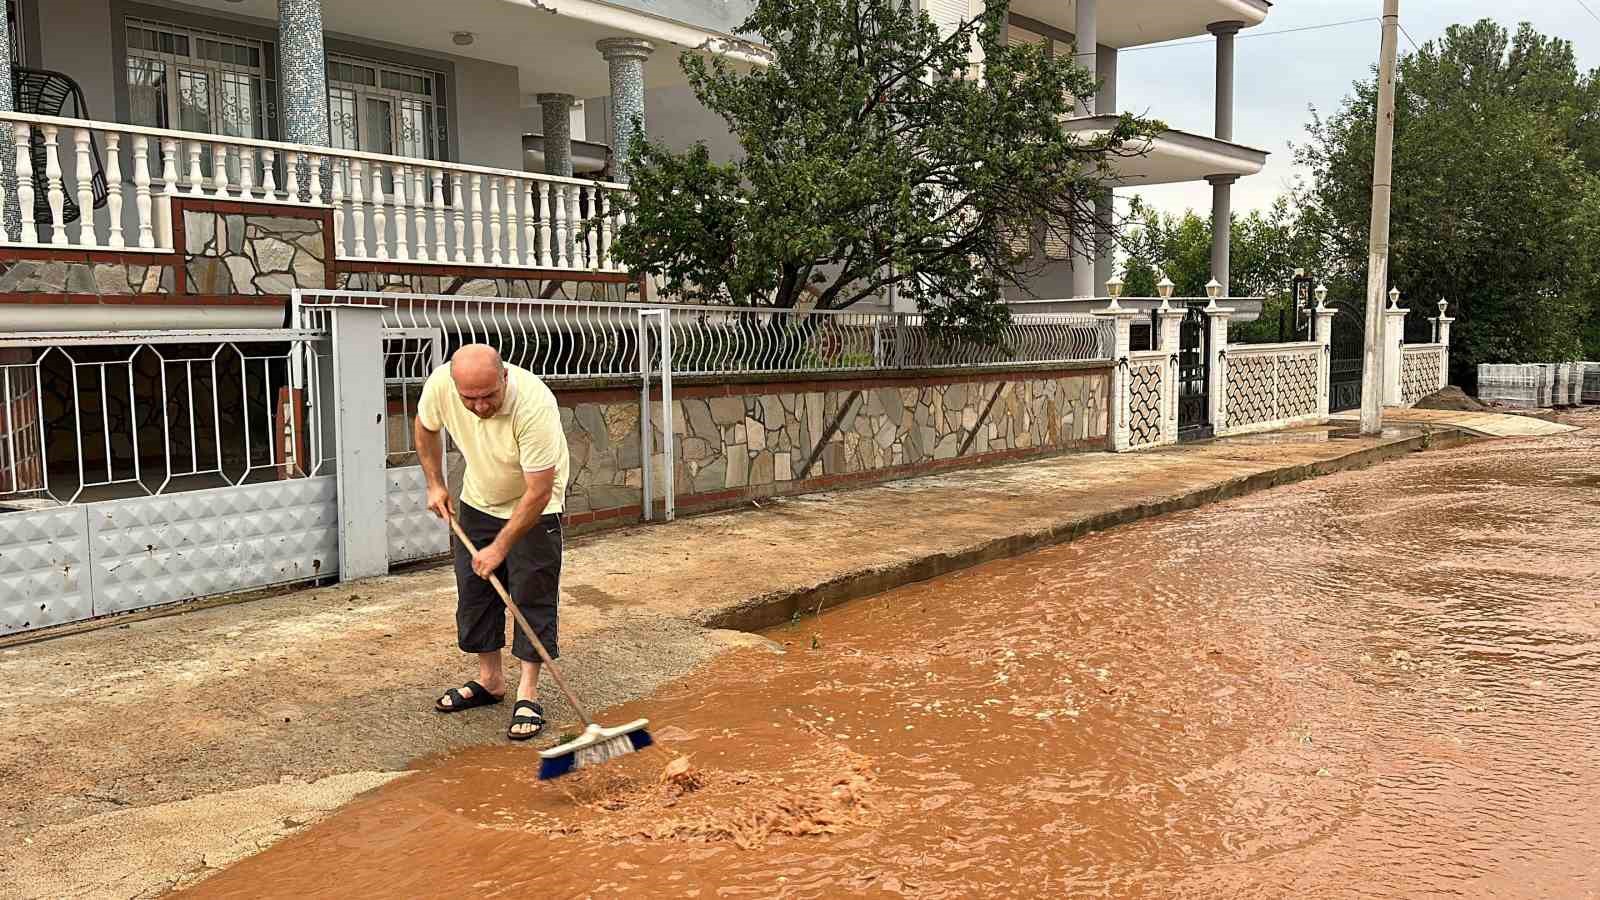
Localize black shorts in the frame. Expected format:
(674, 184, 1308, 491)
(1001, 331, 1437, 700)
(452, 502, 562, 663)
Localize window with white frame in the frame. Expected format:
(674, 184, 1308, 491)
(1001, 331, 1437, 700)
(125, 18, 273, 140)
(123, 17, 449, 164)
(326, 55, 447, 161)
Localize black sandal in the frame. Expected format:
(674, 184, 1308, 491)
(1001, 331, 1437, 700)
(508, 700, 545, 741)
(435, 680, 504, 713)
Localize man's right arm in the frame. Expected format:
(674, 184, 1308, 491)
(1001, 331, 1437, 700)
(415, 416, 453, 520)
(415, 373, 453, 521)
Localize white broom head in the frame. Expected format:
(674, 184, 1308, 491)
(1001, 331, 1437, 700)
(538, 718, 653, 780)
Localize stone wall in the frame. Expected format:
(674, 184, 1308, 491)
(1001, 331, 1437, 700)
(551, 367, 1110, 526)
(0, 198, 633, 305)
(183, 209, 328, 295)
(0, 258, 172, 297)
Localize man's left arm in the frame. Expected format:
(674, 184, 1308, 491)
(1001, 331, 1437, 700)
(469, 399, 564, 579)
(471, 468, 554, 578)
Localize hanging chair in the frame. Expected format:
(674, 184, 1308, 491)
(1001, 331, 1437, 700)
(12, 66, 110, 226)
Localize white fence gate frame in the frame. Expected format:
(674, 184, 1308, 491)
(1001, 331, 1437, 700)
(638, 308, 676, 522)
(381, 326, 449, 564)
(0, 328, 337, 636)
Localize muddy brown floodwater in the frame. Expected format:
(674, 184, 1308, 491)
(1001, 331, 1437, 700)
(190, 420, 1600, 899)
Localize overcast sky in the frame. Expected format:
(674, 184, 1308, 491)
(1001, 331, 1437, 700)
(1119, 0, 1600, 219)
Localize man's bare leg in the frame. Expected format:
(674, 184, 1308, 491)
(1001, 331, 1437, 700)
(437, 651, 506, 708)
(510, 660, 542, 737)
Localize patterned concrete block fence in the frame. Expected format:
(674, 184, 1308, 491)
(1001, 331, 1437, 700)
(1219, 342, 1324, 436)
(1400, 344, 1448, 408)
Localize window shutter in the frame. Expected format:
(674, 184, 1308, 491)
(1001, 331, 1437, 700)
(926, 0, 968, 40)
(1007, 24, 1048, 51)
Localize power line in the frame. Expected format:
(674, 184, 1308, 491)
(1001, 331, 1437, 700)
(1118, 17, 1378, 54)
(1398, 24, 1421, 52)
(1575, 0, 1600, 25)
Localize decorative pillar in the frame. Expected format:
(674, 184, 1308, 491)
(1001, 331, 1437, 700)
(1095, 302, 1142, 452)
(1208, 21, 1244, 141)
(1314, 293, 1336, 419)
(536, 93, 577, 177)
(596, 38, 655, 183)
(1205, 281, 1231, 434)
(1073, 0, 1098, 117)
(1431, 299, 1454, 390)
(1383, 288, 1407, 406)
(0, 0, 18, 238)
(1207, 175, 1237, 296)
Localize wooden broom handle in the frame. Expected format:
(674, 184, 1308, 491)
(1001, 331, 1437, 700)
(446, 511, 593, 727)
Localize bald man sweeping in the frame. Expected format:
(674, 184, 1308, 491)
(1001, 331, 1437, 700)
(415, 344, 569, 741)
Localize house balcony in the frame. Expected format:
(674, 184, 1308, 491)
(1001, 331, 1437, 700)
(1009, 0, 1271, 51)
(0, 0, 765, 328)
(1063, 116, 1267, 187)
(0, 110, 636, 329)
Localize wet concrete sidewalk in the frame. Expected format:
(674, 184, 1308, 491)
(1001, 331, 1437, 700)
(0, 420, 1472, 898)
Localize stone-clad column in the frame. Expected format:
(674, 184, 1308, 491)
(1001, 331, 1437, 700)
(279, 0, 330, 146)
(0, 0, 19, 237)
(536, 93, 577, 177)
(279, 0, 330, 203)
(596, 38, 654, 183)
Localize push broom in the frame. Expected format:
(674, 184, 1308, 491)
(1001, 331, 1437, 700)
(447, 512, 653, 781)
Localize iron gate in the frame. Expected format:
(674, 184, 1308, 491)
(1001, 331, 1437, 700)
(1176, 304, 1212, 440)
(1328, 302, 1364, 413)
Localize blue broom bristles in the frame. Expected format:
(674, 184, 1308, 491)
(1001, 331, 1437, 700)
(538, 727, 654, 781)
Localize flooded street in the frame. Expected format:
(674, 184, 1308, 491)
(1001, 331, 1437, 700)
(191, 417, 1600, 898)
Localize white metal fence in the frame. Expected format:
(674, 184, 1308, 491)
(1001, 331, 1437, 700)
(0, 111, 630, 274)
(0, 329, 329, 505)
(294, 290, 1114, 382)
(0, 294, 1116, 634)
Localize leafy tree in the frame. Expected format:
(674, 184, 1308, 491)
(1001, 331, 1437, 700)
(611, 0, 1160, 343)
(1296, 19, 1600, 382)
(1119, 197, 1322, 343)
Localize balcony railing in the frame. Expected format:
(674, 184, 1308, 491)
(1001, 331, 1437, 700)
(0, 111, 632, 276)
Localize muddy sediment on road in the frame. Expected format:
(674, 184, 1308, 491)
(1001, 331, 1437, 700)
(1, 424, 1452, 896)
(189, 415, 1600, 897)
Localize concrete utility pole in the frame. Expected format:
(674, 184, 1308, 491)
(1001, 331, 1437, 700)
(1359, 0, 1401, 434)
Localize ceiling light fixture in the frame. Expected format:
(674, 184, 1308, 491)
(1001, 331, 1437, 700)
(452, 32, 475, 46)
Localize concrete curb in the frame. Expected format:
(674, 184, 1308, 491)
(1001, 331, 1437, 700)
(700, 428, 1477, 632)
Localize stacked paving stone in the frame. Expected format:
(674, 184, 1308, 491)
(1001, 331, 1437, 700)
(1478, 362, 1598, 408)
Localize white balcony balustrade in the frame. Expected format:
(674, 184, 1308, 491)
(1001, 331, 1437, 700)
(0, 112, 631, 276)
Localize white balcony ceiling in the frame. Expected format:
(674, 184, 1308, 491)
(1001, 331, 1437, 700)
(1065, 117, 1267, 186)
(177, 0, 746, 99)
(1010, 0, 1270, 49)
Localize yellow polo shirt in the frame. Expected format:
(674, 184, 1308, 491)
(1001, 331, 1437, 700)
(416, 363, 568, 518)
